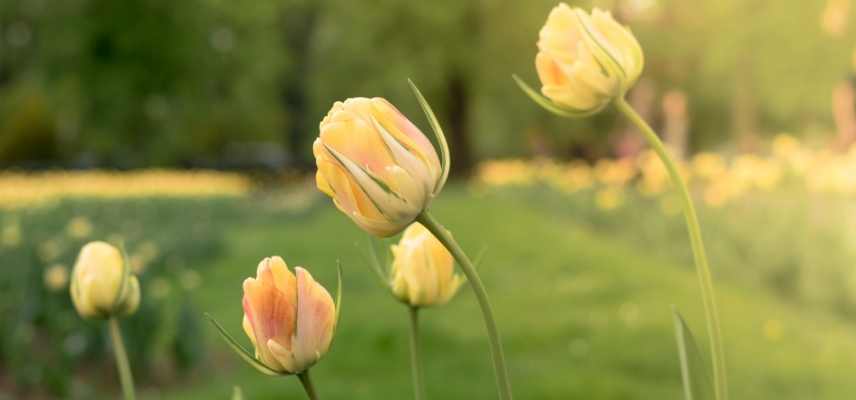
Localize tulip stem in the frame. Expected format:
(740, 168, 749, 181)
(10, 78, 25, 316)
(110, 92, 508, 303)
(408, 306, 425, 400)
(615, 97, 728, 400)
(297, 370, 319, 400)
(417, 211, 513, 400)
(108, 318, 136, 400)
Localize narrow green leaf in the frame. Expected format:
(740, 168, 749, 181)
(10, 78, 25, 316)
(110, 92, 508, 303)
(205, 313, 281, 376)
(673, 308, 713, 400)
(231, 386, 244, 400)
(362, 237, 390, 286)
(512, 75, 601, 118)
(408, 79, 450, 195)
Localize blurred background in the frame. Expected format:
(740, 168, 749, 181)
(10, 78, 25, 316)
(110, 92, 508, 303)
(2, 0, 856, 398)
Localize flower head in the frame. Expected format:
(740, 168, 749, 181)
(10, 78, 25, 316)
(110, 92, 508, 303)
(313, 84, 449, 237)
(241, 257, 338, 374)
(516, 4, 643, 116)
(390, 223, 463, 307)
(70, 241, 140, 319)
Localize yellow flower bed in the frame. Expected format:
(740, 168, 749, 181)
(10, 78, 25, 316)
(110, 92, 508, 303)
(0, 169, 252, 209)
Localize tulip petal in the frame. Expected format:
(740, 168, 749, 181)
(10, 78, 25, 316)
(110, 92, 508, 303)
(513, 75, 601, 118)
(574, 9, 625, 89)
(291, 267, 336, 372)
(372, 115, 434, 197)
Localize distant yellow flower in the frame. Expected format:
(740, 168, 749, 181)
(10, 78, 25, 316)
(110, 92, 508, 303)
(390, 223, 463, 307)
(1, 219, 21, 247)
(533, 4, 643, 114)
(594, 159, 636, 187)
(313, 97, 447, 237)
(242, 257, 337, 374)
(70, 241, 140, 319)
(763, 319, 783, 342)
(691, 152, 727, 181)
(180, 269, 202, 291)
(44, 264, 69, 292)
(149, 277, 172, 300)
(595, 187, 624, 210)
(637, 151, 668, 196)
(477, 160, 537, 187)
(66, 216, 93, 239)
(560, 162, 594, 193)
(38, 239, 62, 262)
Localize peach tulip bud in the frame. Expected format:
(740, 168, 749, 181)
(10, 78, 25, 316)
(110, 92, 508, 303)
(70, 241, 140, 319)
(241, 257, 337, 374)
(313, 88, 450, 237)
(517, 4, 643, 116)
(390, 223, 463, 307)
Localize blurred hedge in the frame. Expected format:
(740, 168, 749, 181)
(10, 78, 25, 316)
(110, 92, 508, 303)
(0, 0, 853, 168)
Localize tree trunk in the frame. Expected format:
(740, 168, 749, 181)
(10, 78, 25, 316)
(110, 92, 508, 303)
(446, 71, 474, 177)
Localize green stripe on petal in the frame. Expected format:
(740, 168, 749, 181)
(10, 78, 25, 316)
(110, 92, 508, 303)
(574, 10, 625, 90)
(323, 143, 402, 219)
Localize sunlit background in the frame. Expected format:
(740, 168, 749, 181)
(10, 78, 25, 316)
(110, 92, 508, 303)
(2, 0, 856, 399)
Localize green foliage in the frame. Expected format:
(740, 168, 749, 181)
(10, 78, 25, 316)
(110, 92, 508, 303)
(2, 1, 853, 166)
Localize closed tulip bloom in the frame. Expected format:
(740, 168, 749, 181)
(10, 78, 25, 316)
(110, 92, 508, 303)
(390, 223, 463, 307)
(242, 256, 337, 374)
(70, 241, 140, 319)
(313, 97, 447, 237)
(535, 4, 643, 114)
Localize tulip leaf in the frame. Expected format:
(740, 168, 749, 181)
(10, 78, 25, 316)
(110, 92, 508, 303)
(673, 308, 713, 400)
(335, 261, 343, 326)
(231, 386, 244, 400)
(204, 313, 281, 376)
(512, 75, 601, 118)
(408, 79, 450, 196)
(362, 237, 390, 286)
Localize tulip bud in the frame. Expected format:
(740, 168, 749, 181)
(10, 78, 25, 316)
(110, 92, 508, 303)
(313, 84, 450, 237)
(70, 241, 140, 319)
(390, 223, 463, 307)
(516, 4, 644, 116)
(241, 257, 338, 374)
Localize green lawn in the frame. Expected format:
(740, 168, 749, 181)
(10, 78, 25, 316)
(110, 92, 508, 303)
(6, 185, 855, 399)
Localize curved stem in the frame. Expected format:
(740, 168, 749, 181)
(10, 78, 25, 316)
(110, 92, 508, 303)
(108, 318, 136, 400)
(615, 97, 727, 400)
(297, 370, 320, 400)
(416, 211, 513, 400)
(408, 306, 425, 400)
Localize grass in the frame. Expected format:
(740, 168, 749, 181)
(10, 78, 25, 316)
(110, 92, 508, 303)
(6, 184, 856, 399)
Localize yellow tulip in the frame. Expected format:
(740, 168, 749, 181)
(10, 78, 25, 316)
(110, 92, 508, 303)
(390, 223, 463, 307)
(313, 95, 448, 237)
(519, 4, 643, 116)
(242, 257, 337, 374)
(70, 241, 140, 319)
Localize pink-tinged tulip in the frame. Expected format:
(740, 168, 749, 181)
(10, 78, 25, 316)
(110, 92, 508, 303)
(313, 87, 450, 237)
(241, 256, 337, 374)
(390, 223, 463, 307)
(70, 241, 140, 319)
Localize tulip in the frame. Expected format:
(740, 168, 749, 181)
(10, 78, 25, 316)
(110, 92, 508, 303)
(313, 83, 450, 237)
(241, 256, 337, 374)
(515, 4, 643, 116)
(390, 223, 463, 307)
(70, 241, 140, 319)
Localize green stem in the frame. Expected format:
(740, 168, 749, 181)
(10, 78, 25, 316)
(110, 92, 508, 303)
(297, 370, 320, 400)
(615, 97, 728, 400)
(408, 306, 425, 400)
(108, 318, 136, 400)
(416, 211, 513, 400)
